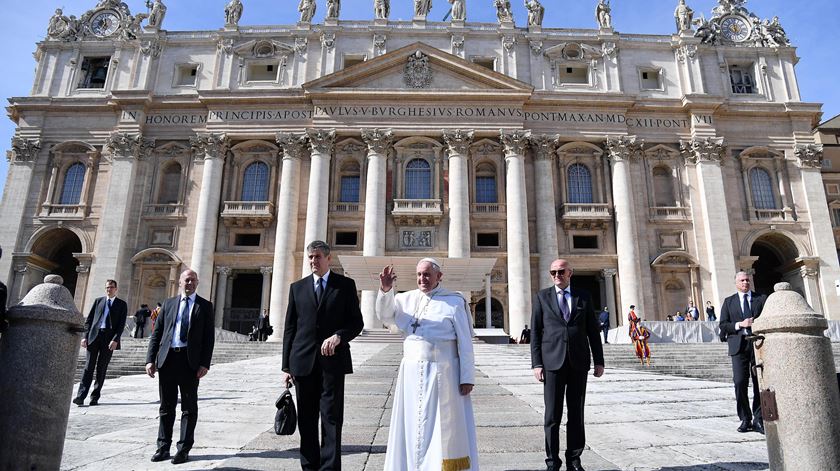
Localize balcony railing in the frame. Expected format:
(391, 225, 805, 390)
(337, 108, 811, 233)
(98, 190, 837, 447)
(649, 206, 690, 220)
(752, 208, 794, 222)
(391, 199, 443, 225)
(330, 202, 363, 212)
(393, 199, 442, 211)
(39, 203, 86, 218)
(144, 204, 185, 218)
(561, 203, 611, 229)
(472, 203, 505, 214)
(221, 201, 275, 227)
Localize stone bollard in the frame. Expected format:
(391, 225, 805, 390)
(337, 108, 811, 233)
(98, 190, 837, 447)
(752, 282, 840, 470)
(0, 275, 84, 470)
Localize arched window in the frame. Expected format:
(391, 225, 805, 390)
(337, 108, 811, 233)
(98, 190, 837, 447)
(157, 162, 182, 204)
(567, 163, 593, 204)
(241, 162, 269, 201)
(339, 161, 361, 203)
(475, 162, 498, 204)
(405, 158, 431, 199)
(59, 163, 86, 204)
(750, 167, 776, 209)
(653, 166, 677, 206)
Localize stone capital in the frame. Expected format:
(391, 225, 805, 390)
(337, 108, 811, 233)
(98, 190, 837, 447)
(216, 266, 232, 277)
(605, 135, 644, 163)
(76, 264, 90, 274)
(320, 32, 335, 50)
(275, 132, 308, 160)
(7, 137, 41, 163)
(306, 129, 336, 155)
(794, 144, 824, 169)
(361, 128, 394, 156)
(601, 268, 617, 278)
(106, 132, 155, 161)
(800, 265, 818, 279)
(443, 129, 474, 157)
(679, 137, 725, 165)
(529, 134, 559, 161)
(500, 129, 531, 157)
(260, 266, 273, 275)
(190, 133, 230, 161)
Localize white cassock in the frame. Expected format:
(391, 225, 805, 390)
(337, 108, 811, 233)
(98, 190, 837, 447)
(376, 285, 479, 471)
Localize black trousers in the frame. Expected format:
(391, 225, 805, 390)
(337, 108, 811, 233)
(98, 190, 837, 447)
(543, 359, 589, 469)
(601, 326, 610, 343)
(156, 349, 200, 453)
(294, 361, 346, 471)
(731, 346, 762, 423)
(76, 331, 114, 401)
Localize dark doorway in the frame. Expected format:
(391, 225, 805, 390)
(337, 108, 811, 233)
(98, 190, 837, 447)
(31, 228, 82, 296)
(751, 243, 784, 296)
(572, 274, 603, 313)
(225, 272, 262, 335)
(474, 297, 504, 329)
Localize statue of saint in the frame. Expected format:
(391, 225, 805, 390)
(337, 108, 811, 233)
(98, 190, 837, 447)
(298, 0, 316, 22)
(674, 0, 693, 32)
(494, 0, 513, 23)
(525, 0, 544, 27)
(414, 0, 432, 17)
(146, 0, 167, 28)
(47, 9, 70, 39)
(374, 0, 390, 20)
(596, 0, 612, 29)
(448, 0, 465, 21)
(224, 0, 244, 27)
(326, 0, 340, 19)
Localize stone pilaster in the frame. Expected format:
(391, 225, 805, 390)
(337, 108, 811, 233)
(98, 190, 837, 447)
(359, 128, 393, 328)
(268, 133, 307, 340)
(260, 266, 272, 316)
(301, 129, 335, 276)
(501, 129, 532, 337)
(0, 138, 41, 287)
(680, 137, 737, 308)
(188, 133, 229, 299)
(606, 135, 646, 318)
(214, 266, 231, 328)
(443, 129, 474, 259)
(530, 134, 559, 289)
(601, 268, 618, 327)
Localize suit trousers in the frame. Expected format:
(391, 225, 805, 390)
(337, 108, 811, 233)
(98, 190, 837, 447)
(731, 343, 762, 423)
(157, 349, 200, 453)
(76, 330, 114, 401)
(294, 361, 346, 471)
(544, 359, 589, 469)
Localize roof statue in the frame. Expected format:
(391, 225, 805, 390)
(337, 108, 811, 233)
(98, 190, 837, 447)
(299, 0, 316, 23)
(674, 0, 693, 33)
(374, 0, 390, 20)
(449, 0, 466, 21)
(146, 0, 166, 29)
(494, 0, 513, 23)
(525, 0, 544, 27)
(326, 0, 340, 20)
(224, 0, 243, 27)
(45, 1, 145, 41)
(596, 0, 612, 30)
(415, 0, 432, 17)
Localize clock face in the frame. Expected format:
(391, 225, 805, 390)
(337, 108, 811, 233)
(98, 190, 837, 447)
(90, 10, 120, 38)
(721, 16, 751, 43)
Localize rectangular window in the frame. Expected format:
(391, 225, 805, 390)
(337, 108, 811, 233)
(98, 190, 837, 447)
(174, 64, 198, 86)
(729, 65, 755, 94)
(339, 176, 360, 202)
(640, 69, 661, 90)
(343, 55, 366, 69)
(247, 63, 279, 82)
(832, 208, 840, 227)
(823, 159, 833, 169)
(826, 183, 840, 195)
(558, 66, 589, 85)
(234, 233, 261, 246)
(476, 232, 500, 248)
(471, 57, 496, 71)
(572, 235, 598, 249)
(475, 176, 497, 203)
(78, 56, 111, 89)
(335, 231, 358, 246)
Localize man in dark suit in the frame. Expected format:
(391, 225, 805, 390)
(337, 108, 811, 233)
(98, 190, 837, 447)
(73, 279, 127, 406)
(719, 271, 766, 435)
(531, 259, 605, 471)
(282, 240, 364, 471)
(145, 269, 215, 464)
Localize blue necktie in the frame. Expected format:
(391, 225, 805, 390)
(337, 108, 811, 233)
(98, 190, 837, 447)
(559, 290, 570, 322)
(179, 297, 190, 342)
(105, 299, 113, 328)
(315, 278, 324, 304)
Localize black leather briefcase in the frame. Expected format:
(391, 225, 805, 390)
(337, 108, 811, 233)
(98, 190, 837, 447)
(274, 387, 297, 435)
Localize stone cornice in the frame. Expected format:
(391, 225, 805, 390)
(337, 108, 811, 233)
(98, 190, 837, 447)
(794, 144, 824, 169)
(275, 132, 308, 160)
(190, 133, 230, 161)
(361, 128, 394, 155)
(529, 134, 559, 161)
(500, 129, 531, 157)
(7, 137, 41, 163)
(679, 137, 725, 165)
(105, 132, 155, 161)
(605, 135, 644, 162)
(306, 128, 336, 155)
(443, 129, 474, 157)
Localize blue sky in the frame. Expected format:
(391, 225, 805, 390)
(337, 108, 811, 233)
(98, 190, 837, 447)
(2, 0, 838, 194)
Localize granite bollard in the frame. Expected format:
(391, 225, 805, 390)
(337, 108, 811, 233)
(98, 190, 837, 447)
(751, 282, 840, 470)
(0, 275, 84, 469)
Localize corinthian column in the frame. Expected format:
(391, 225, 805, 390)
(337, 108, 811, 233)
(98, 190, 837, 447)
(360, 128, 393, 328)
(606, 136, 645, 319)
(300, 129, 336, 277)
(0, 138, 40, 287)
(680, 137, 736, 308)
(214, 266, 231, 328)
(530, 134, 560, 289)
(501, 129, 532, 338)
(268, 133, 307, 340)
(443, 129, 474, 258)
(189, 133, 229, 299)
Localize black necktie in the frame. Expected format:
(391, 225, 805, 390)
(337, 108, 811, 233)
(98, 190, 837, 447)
(315, 278, 324, 304)
(742, 294, 751, 335)
(106, 299, 113, 329)
(179, 297, 190, 342)
(559, 290, 570, 322)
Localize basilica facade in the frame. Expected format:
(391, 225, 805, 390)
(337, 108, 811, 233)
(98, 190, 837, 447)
(2, 0, 838, 339)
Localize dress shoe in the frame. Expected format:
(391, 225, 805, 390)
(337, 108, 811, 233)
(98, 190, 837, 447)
(753, 420, 765, 435)
(88, 399, 98, 406)
(567, 460, 586, 471)
(150, 450, 170, 462)
(72, 397, 84, 406)
(737, 420, 753, 433)
(171, 451, 189, 464)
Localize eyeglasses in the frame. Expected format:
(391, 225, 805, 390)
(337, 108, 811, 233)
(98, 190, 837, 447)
(549, 269, 567, 277)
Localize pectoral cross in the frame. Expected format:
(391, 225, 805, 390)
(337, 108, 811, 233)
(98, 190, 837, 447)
(410, 317, 421, 333)
(410, 293, 435, 334)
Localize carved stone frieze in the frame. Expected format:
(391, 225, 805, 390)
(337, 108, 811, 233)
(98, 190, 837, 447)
(404, 51, 433, 89)
(601, 268, 617, 278)
(7, 137, 41, 163)
(190, 133, 230, 161)
(140, 39, 162, 57)
(46, 1, 149, 42)
(794, 144, 824, 169)
(361, 128, 394, 155)
(216, 266, 232, 277)
(605, 135, 644, 162)
(399, 229, 434, 249)
(275, 133, 308, 160)
(260, 266, 273, 275)
(500, 130, 531, 156)
(443, 129, 474, 156)
(306, 129, 336, 155)
(679, 137, 725, 165)
(106, 132, 155, 161)
(321, 32, 336, 50)
(374, 34, 387, 56)
(601, 42, 618, 59)
(502, 35, 516, 51)
(451, 35, 465, 56)
(694, 0, 790, 47)
(529, 134, 559, 161)
(218, 38, 235, 55)
(529, 40, 543, 55)
(294, 37, 308, 56)
(675, 44, 697, 63)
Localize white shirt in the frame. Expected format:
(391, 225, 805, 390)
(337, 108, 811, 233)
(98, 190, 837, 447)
(736, 291, 751, 333)
(313, 270, 330, 294)
(171, 293, 196, 348)
(555, 286, 571, 316)
(99, 296, 117, 329)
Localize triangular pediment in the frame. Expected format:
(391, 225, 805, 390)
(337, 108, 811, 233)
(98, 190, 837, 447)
(303, 42, 533, 98)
